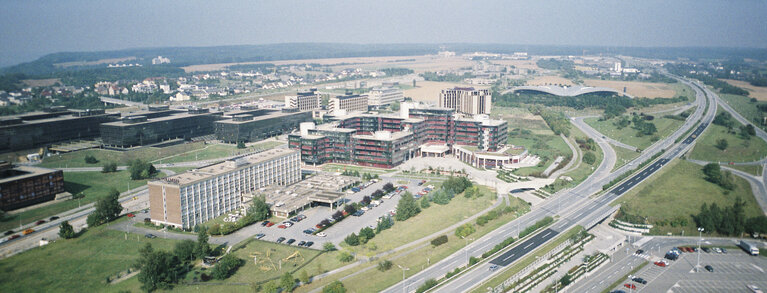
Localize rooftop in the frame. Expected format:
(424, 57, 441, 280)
(215, 110, 307, 125)
(154, 148, 297, 186)
(254, 173, 357, 214)
(103, 111, 217, 127)
(0, 165, 60, 184)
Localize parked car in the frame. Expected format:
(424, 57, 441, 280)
(286, 239, 296, 245)
(297, 241, 306, 247)
(353, 210, 365, 217)
(714, 247, 722, 253)
(705, 265, 714, 272)
(266, 222, 275, 227)
(489, 265, 499, 271)
(0, 238, 7, 244)
(49, 216, 59, 221)
(276, 237, 286, 243)
(35, 220, 46, 225)
(654, 261, 667, 267)
(261, 221, 270, 226)
(303, 229, 315, 234)
(8, 235, 20, 240)
(316, 232, 327, 237)
(624, 284, 637, 290)
(721, 247, 727, 254)
(305, 241, 314, 247)
(298, 215, 307, 220)
(702, 247, 711, 253)
(277, 224, 286, 229)
(144, 233, 157, 239)
(22, 229, 34, 235)
(255, 233, 266, 239)
(4, 230, 13, 236)
(361, 206, 370, 211)
(609, 291, 627, 293)
(635, 249, 644, 255)
(632, 277, 647, 284)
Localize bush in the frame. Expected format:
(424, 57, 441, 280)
(482, 236, 516, 258)
(84, 155, 99, 164)
(359, 227, 375, 244)
(583, 152, 596, 165)
(377, 260, 393, 272)
(211, 254, 242, 280)
(338, 251, 354, 262)
(454, 223, 475, 238)
(322, 281, 347, 293)
(445, 267, 461, 278)
(344, 233, 360, 246)
(415, 279, 439, 293)
(519, 216, 553, 239)
(58, 221, 76, 239)
(430, 235, 448, 247)
(101, 162, 118, 173)
(420, 196, 431, 209)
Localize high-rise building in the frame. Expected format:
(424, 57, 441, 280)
(367, 87, 404, 107)
(148, 149, 300, 228)
(284, 89, 321, 111)
(613, 62, 622, 72)
(329, 94, 368, 114)
(439, 87, 492, 115)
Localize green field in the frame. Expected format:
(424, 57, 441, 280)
(585, 116, 684, 150)
(0, 171, 162, 232)
(614, 159, 763, 235)
(727, 164, 764, 177)
(718, 93, 766, 130)
(613, 146, 641, 171)
(689, 122, 767, 163)
(544, 126, 604, 193)
(38, 142, 210, 168)
(0, 218, 179, 293)
(160, 141, 284, 164)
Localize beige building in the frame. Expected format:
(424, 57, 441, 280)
(439, 87, 492, 115)
(285, 89, 321, 111)
(148, 149, 300, 228)
(329, 94, 368, 114)
(367, 86, 404, 107)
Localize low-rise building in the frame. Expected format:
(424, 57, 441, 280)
(285, 89, 321, 111)
(366, 86, 404, 107)
(148, 149, 300, 228)
(214, 109, 313, 143)
(0, 107, 119, 151)
(0, 161, 66, 211)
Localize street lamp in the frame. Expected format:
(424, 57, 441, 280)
(461, 235, 474, 266)
(696, 227, 704, 272)
(397, 265, 410, 293)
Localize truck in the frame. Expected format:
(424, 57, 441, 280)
(740, 240, 760, 256)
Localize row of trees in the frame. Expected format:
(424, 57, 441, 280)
(702, 163, 736, 190)
(208, 195, 270, 235)
(134, 227, 213, 292)
(86, 188, 123, 227)
(693, 197, 767, 236)
(530, 106, 571, 136)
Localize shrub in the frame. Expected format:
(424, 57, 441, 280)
(430, 235, 448, 247)
(338, 251, 354, 262)
(415, 279, 439, 293)
(84, 155, 99, 164)
(344, 233, 360, 246)
(454, 223, 475, 238)
(377, 260, 393, 272)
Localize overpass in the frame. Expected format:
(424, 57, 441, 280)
(502, 85, 632, 98)
(99, 96, 145, 107)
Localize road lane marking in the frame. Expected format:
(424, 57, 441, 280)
(503, 253, 516, 262)
(524, 242, 534, 249)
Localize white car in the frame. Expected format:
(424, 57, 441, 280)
(748, 285, 763, 293)
(316, 232, 327, 237)
(361, 206, 369, 211)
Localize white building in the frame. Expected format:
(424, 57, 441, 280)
(148, 149, 301, 228)
(152, 56, 171, 65)
(285, 89, 322, 111)
(439, 87, 492, 115)
(329, 94, 368, 114)
(613, 62, 622, 72)
(366, 86, 404, 107)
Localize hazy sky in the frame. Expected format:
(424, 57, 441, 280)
(1, 0, 766, 67)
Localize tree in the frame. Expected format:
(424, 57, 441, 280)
(715, 138, 729, 151)
(323, 242, 336, 252)
(395, 192, 421, 221)
(344, 233, 360, 246)
(195, 225, 211, 259)
(135, 243, 181, 292)
(84, 154, 99, 164)
(420, 196, 431, 209)
(378, 260, 393, 271)
(236, 140, 246, 149)
(455, 223, 476, 238)
(212, 254, 242, 280)
(390, 101, 400, 111)
(58, 220, 75, 239)
(322, 281, 347, 293)
(173, 240, 197, 263)
(248, 195, 270, 221)
(129, 159, 156, 180)
(299, 270, 311, 284)
(262, 280, 280, 293)
(583, 152, 597, 165)
(383, 182, 395, 192)
(280, 272, 295, 292)
(338, 251, 354, 262)
(359, 227, 375, 243)
(344, 204, 357, 215)
(86, 188, 123, 227)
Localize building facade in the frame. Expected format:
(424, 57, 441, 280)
(214, 110, 313, 143)
(0, 162, 65, 211)
(0, 108, 119, 151)
(148, 149, 301, 228)
(285, 89, 322, 111)
(367, 87, 404, 107)
(439, 87, 492, 115)
(100, 108, 223, 147)
(329, 94, 368, 114)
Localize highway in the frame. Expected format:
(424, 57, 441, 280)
(383, 77, 715, 293)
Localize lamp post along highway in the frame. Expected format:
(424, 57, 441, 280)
(697, 227, 704, 272)
(461, 236, 474, 266)
(397, 265, 410, 293)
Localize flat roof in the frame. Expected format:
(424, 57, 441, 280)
(215, 110, 307, 125)
(354, 130, 412, 141)
(0, 165, 59, 184)
(154, 148, 297, 186)
(255, 173, 357, 214)
(103, 111, 214, 127)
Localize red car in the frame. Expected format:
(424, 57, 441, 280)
(35, 220, 46, 225)
(277, 224, 287, 229)
(8, 235, 20, 240)
(126, 213, 135, 218)
(654, 261, 667, 267)
(265, 222, 275, 227)
(625, 284, 637, 290)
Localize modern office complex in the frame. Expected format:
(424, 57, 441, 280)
(439, 87, 492, 115)
(0, 161, 66, 211)
(148, 148, 300, 228)
(289, 102, 508, 168)
(0, 107, 119, 151)
(329, 93, 368, 114)
(284, 89, 322, 111)
(100, 108, 223, 147)
(367, 86, 404, 107)
(214, 109, 313, 143)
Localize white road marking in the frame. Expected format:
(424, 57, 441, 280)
(503, 253, 516, 262)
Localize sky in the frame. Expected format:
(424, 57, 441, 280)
(1, 0, 766, 67)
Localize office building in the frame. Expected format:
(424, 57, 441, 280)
(0, 161, 65, 211)
(148, 148, 300, 228)
(285, 89, 322, 111)
(439, 87, 492, 115)
(100, 108, 223, 147)
(329, 93, 368, 114)
(214, 109, 312, 143)
(0, 107, 119, 151)
(367, 87, 404, 107)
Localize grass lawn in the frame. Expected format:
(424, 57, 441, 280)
(718, 93, 767, 130)
(160, 141, 284, 164)
(613, 146, 642, 171)
(0, 171, 162, 232)
(509, 132, 571, 177)
(0, 218, 179, 293)
(613, 159, 763, 236)
(39, 142, 210, 168)
(477, 225, 584, 292)
(727, 164, 764, 177)
(544, 125, 604, 193)
(584, 116, 684, 150)
(300, 196, 531, 293)
(321, 163, 395, 175)
(689, 122, 767, 163)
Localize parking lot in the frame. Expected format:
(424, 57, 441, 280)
(244, 177, 428, 249)
(606, 243, 767, 293)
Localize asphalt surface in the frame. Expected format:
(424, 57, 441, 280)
(385, 77, 715, 293)
(489, 228, 558, 266)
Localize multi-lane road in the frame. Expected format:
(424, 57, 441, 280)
(383, 77, 715, 293)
